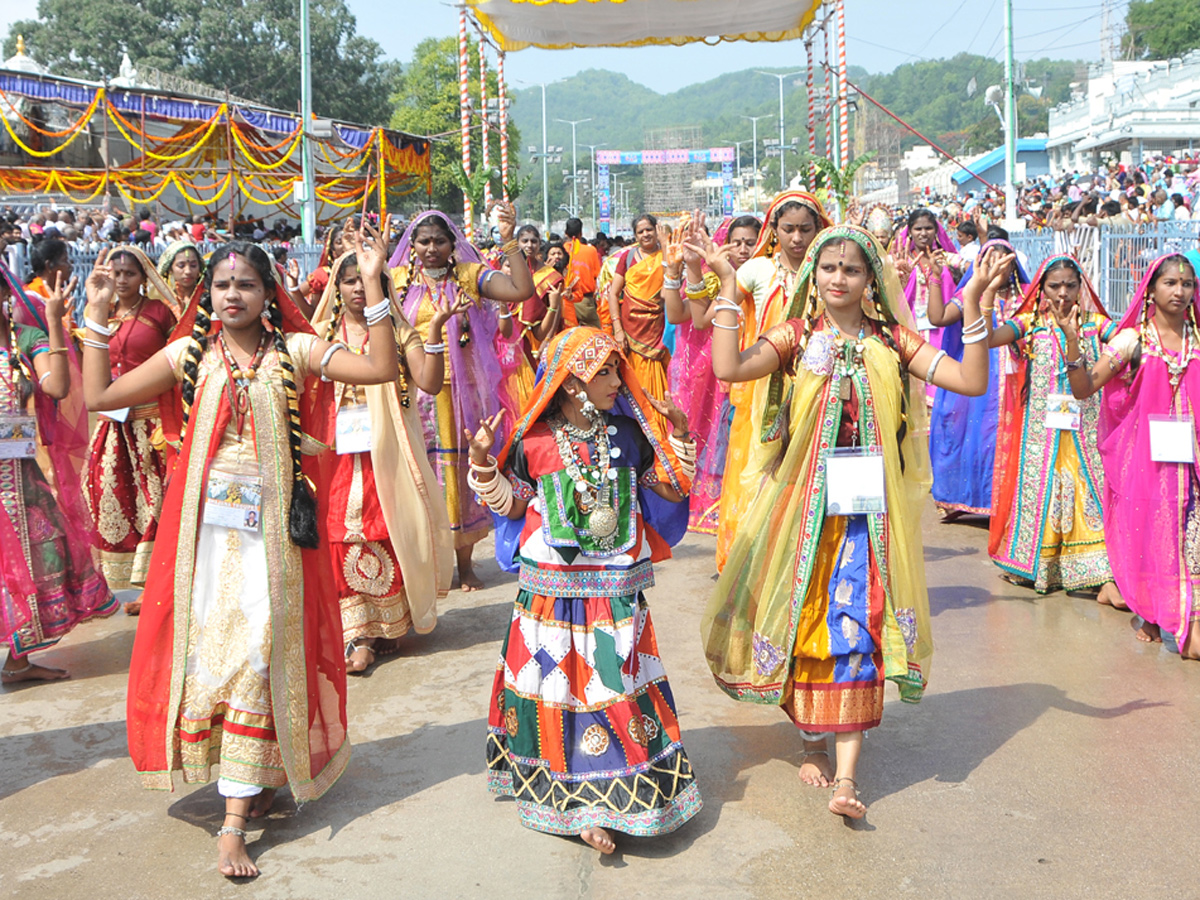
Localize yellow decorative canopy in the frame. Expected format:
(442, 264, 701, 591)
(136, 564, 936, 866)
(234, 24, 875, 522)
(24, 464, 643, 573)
(465, 0, 824, 51)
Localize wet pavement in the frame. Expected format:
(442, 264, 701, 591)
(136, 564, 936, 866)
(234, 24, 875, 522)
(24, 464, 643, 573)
(2, 505, 1197, 899)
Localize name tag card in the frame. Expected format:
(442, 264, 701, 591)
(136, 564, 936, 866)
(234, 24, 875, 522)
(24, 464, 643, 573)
(336, 404, 372, 455)
(1149, 415, 1195, 464)
(203, 471, 264, 531)
(0, 415, 37, 458)
(1045, 393, 1081, 431)
(825, 447, 886, 515)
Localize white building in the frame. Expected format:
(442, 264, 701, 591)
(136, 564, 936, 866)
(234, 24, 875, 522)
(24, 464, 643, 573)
(1047, 52, 1200, 174)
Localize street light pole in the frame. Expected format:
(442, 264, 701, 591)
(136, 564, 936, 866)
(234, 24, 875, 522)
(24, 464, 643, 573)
(299, 0, 316, 243)
(583, 142, 607, 233)
(732, 139, 749, 183)
(758, 71, 804, 190)
(555, 118, 592, 217)
(741, 114, 773, 215)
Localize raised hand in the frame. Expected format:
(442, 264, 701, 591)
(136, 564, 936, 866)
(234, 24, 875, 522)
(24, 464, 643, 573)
(491, 201, 516, 242)
(355, 218, 387, 280)
(84, 248, 115, 314)
(465, 410, 505, 464)
(285, 258, 301, 289)
(1047, 292, 1078, 339)
(646, 392, 689, 435)
(44, 269, 78, 323)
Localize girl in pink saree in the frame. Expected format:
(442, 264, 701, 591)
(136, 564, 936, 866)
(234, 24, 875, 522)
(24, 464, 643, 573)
(1061, 253, 1200, 655)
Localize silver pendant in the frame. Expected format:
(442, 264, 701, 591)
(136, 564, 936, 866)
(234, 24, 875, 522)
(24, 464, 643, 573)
(587, 505, 618, 539)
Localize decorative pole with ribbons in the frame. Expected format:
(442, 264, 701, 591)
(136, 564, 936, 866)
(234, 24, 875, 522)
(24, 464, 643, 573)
(498, 51, 510, 202)
(837, 0, 850, 167)
(805, 35, 816, 187)
(458, 8, 473, 238)
(480, 38, 491, 217)
(823, 16, 833, 164)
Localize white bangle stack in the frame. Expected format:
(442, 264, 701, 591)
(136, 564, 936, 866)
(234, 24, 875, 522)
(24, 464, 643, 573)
(961, 315, 989, 345)
(364, 299, 391, 326)
(82, 338, 111, 351)
(423, 342, 447, 354)
(84, 316, 113, 337)
(467, 455, 514, 515)
(663, 276, 683, 291)
(711, 298, 742, 332)
(668, 433, 697, 482)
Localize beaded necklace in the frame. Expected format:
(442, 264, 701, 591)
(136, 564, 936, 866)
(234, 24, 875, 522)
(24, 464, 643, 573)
(1146, 318, 1193, 398)
(824, 313, 868, 403)
(217, 331, 270, 440)
(549, 412, 620, 545)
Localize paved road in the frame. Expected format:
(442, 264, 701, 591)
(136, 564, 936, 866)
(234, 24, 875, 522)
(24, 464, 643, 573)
(2, 506, 1197, 899)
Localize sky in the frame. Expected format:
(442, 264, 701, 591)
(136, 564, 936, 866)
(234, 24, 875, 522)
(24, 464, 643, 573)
(0, 0, 1124, 94)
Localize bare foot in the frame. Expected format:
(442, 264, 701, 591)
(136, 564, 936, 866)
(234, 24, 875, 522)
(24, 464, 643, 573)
(1133, 619, 1162, 643)
(829, 777, 866, 819)
(939, 508, 965, 524)
(123, 599, 142, 616)
(249, 789, 277, 819)
(345, 640, 375, 674)
(1, 659, 69, 684)
(580, 827, 616, 854)
(1097, 582, 1128, 610)
(799, 749, 834, 788)
(217, 823, 258, 878)
(1180, 621, 1200, 660)
(458, 569, 484, 592)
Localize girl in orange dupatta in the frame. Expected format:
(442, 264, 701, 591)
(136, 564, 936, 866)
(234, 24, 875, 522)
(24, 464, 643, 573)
(82, 231, 398, 880)
(608, 215, 670, 414)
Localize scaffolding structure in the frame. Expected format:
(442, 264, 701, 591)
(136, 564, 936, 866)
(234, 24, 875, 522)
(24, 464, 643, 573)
(642, 126, 705, 217)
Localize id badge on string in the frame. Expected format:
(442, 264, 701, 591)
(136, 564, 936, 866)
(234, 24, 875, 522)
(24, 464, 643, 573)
(825, 447, 886, 515)
(203, 469, 264, 532)
(1148, 415, 1196, 464)
(1044, 393, 1081, 431)
(0, 415, 36, 458)
(335, 404, 372, 455)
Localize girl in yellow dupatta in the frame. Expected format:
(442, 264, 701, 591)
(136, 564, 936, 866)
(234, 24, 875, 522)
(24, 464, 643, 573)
(607, 215, 670, 415)
(703, 225, 990, 820)
(712, 190, 832, 570)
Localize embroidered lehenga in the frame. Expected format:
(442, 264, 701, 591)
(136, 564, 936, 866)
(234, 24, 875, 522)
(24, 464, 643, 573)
(702, 227, 934, 735)
(486, 328, 701, 837)
(0, 322, 113, 659)
(989, 256, 1116, 593)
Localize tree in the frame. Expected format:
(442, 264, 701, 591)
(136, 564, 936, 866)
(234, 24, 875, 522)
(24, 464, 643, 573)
(1122, 0, 1200, 59)
(4, 0, 398, 125)
(390, 36, 522, 218)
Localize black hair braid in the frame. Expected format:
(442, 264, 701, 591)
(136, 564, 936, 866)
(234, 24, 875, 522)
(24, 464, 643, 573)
(269, 298, 319, 549)
(401, 246, 419, 300)
(5, 302, 32, 405)
(179, 293, 213, 436)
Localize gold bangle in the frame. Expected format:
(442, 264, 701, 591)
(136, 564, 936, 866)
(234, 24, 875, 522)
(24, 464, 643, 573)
(501, 239, 521, 255)
(46, 347, 68, 355)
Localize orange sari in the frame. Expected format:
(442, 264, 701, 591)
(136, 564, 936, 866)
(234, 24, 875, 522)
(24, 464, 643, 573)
(616, 248, 669, 409)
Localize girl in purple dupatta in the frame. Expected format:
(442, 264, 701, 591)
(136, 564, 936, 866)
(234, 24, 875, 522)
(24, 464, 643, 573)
(1, 263, 114, 683)
(893, 210, 964, 401)
(1063, 254, 1200, 654)
(388, 206, 534, 590)
(664, 214, 761, 533)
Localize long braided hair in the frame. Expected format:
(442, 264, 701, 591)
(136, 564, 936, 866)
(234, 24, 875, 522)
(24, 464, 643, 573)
(325, 252, 409, 406)
(178, 242, 319, 548)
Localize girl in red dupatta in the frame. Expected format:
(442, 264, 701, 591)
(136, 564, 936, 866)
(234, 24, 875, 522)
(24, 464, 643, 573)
(470, 326, 699, 854)
(81, 229, 398, 879)
(1063, 254, 1200, 654)
(0, 266, 114, 684)
(82, 246, 176, 614)
(987, 254, 1122, 601)
(157, 239, 205, 318)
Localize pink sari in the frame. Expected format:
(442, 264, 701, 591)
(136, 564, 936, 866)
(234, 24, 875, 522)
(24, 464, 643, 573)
(1099, 254, 1200, 646)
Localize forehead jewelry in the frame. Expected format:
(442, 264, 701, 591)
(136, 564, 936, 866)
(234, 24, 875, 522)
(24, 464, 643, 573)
(226, 251, 238, 272)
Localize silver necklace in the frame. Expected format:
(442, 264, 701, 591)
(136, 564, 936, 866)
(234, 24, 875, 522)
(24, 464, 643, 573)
(550, 413, 619, 543)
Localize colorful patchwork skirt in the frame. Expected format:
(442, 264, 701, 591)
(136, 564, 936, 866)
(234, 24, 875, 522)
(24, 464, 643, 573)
(486, 589, 702, 837)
